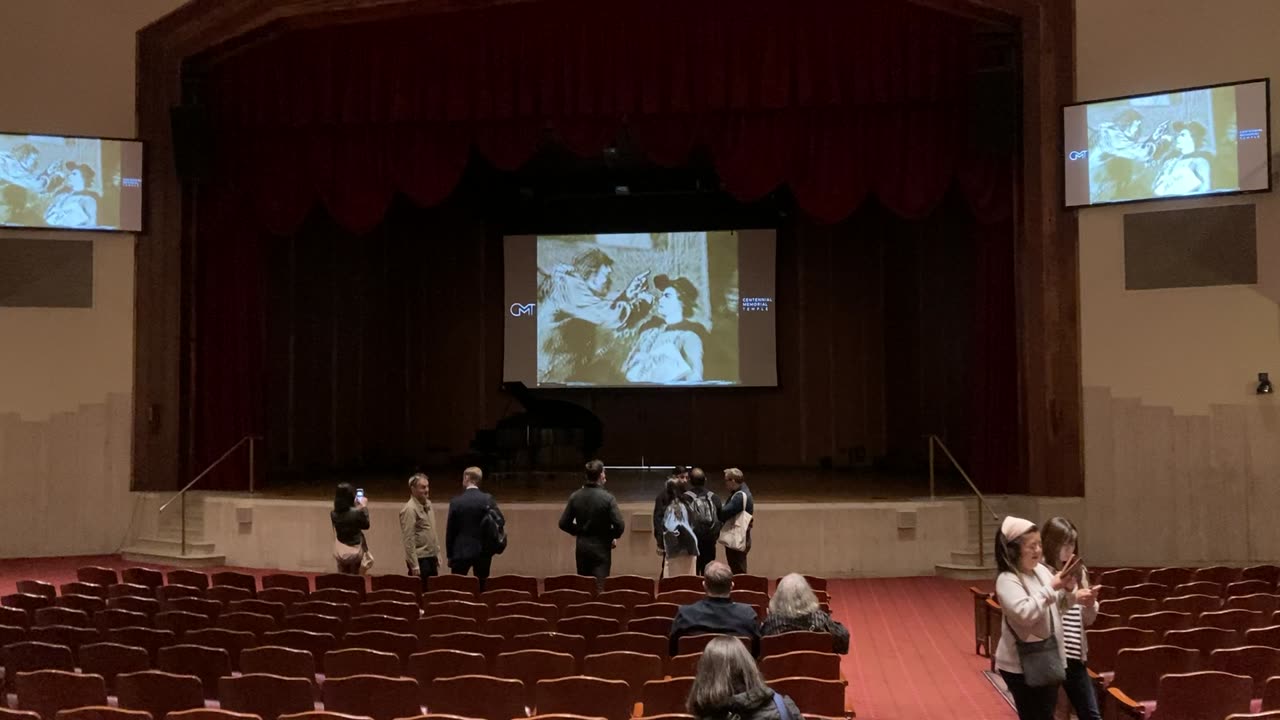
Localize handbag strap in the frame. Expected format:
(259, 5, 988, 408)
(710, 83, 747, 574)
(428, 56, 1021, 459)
(1003, 571, 1056, 642)
(771, 692, 792, 720)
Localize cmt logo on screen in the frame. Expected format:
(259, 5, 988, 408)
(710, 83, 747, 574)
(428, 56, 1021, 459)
(1068, 149, 1088, 161)
(509, 302, 536, 317)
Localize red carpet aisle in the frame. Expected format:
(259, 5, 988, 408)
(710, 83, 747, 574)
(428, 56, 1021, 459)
(0, 557, 1015, 720)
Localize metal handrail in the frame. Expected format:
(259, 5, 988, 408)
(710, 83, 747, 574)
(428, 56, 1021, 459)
(158, 434, 259, 556)
(927, 434, 1000, 568)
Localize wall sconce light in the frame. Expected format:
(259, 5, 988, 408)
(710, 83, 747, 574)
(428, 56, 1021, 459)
(1259, 372, 1274, 395)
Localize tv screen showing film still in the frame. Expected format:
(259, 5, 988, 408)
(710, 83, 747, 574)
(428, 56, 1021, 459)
(1063, 78, 1270, 208)
(0, 132, 144, 231)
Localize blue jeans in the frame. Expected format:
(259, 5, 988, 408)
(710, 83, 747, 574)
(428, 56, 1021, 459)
(1063, 659, 1102, 720)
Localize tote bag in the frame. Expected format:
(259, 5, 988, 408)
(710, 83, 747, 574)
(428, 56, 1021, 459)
(717, 491, 752, 551)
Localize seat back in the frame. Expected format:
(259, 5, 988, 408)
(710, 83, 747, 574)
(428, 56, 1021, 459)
(589, 632, 666, 659)
(263, 574, 311, 594)
(33, 607, 90, 629)
(729, 590, 768, 607)
(219, 674, 316, 720)
(259, 588, 307, 608)
(760, 631, 834, 656)
(558, 615, 621, 640)
(535, 676, 631, 720)
(1099, 568, 1148, 589)
(596, 590, 650, 609)
(2, 642, 75, 692)
(1193, 566, 1242, 586)
(216, 612, 277, 637)
(487, 615, 551, 639)
(539, 590, 594, 610)
(211, 572, 258, 594)
(310, 589, 361, 608)
(364, 590, 417, 605)
(107, 595, 160, 616)
(582, 651, 664, 704)
(77, 567, 120, 587)
(563, 603, 627, 623)
(1227, 594, 1280, 614)
(77, 643, 150, 693)
(602, 576, 654, 597)
(1242, 565, 1280, 585)
(59, 582, 108, 600)
(1200, 609, 1266, 634)
(1171, 581, 1224, 598)
(1147, 568, 1195, 588)
(1099, 597, 1159, 619)
(1164, 627, 1241, 655)
(180, 629, 256, 671)
(14, 580, 55, 597)
(627, 617, 673, 637)
(93, 609, 148, 633)
(322, 675, 420, 720)
(1162, 593, 1222, 617)
(121, 569, 165, 589)
(677, 633, 751, 656)
(166, 570, 211, 591)
(325, 648, 401, 679)
(768, 677, 844, 717)
(206, 586, 254, 605)
(259, 630, 339, 671)
(1, 605, 31, 628)
(495, 649, 576, 691)
(1085, 627, 1159, 673)
(315, 575, 367, 598)
(1128, 612, 1193, 635)
(428, 675, 526, 719)
(413, 615, 476, 640)
(657, 576, 703, 594)
(104, 628, 177, 663)
(543, 576, 597, 595)
(665, 653, 700, 678)
(4, 594, 53, 612)
(507, 633, 587, 668)
(425, 576, 479, 595)
(631, 603, 680, 620)
(368, 575, 420, 596)
(16, 670, 107, 720)
(405, 650, 488, 704)
(239, 646, 316, 681)
(478, 590, 535, 607)
(1110, 645, 1201, 702)
(419, 632, 503, 665)
(421, 590, 473, 605)
(1209, 646, 1280, 697)
(420, 601, 487, 623)
(53, 707, 150, 720)
(654, 590, 702, 606)
(492, 602, 558, 624)
(1149, 671, 1252, 720)
(155, 611, 212, 637)
(1117, 583, 1170, 600)
(229, 600, 287, 623)
(27, 625, 98, 652)
(640, 677, 695, 716)
(339, 630, 417, 667)
(156, 586, 204, 603)
(116, 671, 205, 720)
(1246, 625, 1280, 648)
(289, 601, 351, 622)
(163, 598, 222, 620)
(54, 595, 106, 617)
(163, 710, 260, 720)
(759, 650, 842, 681)
(355, 601, 419, 623)
(284, 613, 347, 638)
(157, 645, 231, 699)
(346, 615, 410, 635)
(484, 575, 539, 596)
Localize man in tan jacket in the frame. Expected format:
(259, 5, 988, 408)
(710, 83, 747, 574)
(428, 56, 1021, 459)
(400, 473, 441, 588)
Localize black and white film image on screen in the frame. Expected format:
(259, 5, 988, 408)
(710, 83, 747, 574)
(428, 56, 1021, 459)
(1086, 85, 1239, 204)
(536, 231, 740, 386)
(0, 134, 137, 230)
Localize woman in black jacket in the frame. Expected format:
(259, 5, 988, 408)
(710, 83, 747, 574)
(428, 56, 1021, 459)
(688, 635, 803, 720)
(331, 483, 371, 574)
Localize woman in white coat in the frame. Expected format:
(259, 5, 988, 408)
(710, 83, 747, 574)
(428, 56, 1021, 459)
(994, 516, 1085, 720)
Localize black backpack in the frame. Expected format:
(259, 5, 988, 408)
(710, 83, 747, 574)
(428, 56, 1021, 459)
(684, 490, 721, 537)
(481, 503, 507, 555)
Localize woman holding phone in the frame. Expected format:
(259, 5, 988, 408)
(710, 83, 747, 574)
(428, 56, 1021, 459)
(994, 516, 1084, 720)
(331, 483, 371, 574)
(1041, 516, 1101, 720)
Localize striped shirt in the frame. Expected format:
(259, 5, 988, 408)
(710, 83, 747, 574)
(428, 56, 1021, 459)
(1062, 605, 1084, 660)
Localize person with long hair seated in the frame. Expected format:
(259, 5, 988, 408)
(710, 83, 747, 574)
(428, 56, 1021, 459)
(1040, 516, 1101, 720)
(994, 516, 1084, 720)
(331, 482, 371, 574)
(622, 274, 708, 383)
(761, 573, 849, 654)
(687, 635, 803, 720)
(1152, 120, 1213, 196)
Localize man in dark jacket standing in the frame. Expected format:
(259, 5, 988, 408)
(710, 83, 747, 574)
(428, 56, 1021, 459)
(718, 467, 754, 573)
(558, 459, 625, 588)
(669, 561, 761, 656)
(446, 466, 498, 591)
(685, 467, 723, 575)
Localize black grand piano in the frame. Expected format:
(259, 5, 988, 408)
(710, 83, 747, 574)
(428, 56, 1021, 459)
(472, 382, 602, 471)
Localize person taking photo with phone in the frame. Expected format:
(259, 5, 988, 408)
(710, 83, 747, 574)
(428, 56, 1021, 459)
(331, 482, 372, 575)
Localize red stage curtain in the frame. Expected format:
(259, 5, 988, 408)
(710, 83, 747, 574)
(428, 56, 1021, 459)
(205, 0, 1006, 234)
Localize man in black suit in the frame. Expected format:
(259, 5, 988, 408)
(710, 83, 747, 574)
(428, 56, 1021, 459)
(668, 560, 761, 656)
(446, 466, 498, 591)
(558, 459, 625, 588)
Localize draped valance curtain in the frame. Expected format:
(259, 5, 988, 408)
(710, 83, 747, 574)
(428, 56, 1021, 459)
(205, 0, 1012, 232)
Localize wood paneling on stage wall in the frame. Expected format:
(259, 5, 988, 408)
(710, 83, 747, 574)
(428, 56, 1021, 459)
(263, 203, 978, 476)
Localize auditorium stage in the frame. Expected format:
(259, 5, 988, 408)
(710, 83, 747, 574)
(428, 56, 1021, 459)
(253, 466, 972, 504)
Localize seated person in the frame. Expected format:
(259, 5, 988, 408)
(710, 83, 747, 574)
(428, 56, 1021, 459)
(760, 573, 849, 654)
(669, 561, 761, 656)
(622, 274, 707, 383)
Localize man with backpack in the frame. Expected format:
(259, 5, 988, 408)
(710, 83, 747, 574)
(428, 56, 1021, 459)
(685, 467, 723, 575)
(446, 466, 504, 591)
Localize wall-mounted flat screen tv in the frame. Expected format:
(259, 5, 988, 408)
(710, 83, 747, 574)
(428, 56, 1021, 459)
(1063, 78, 1270, 208)
(0, 132, 144, 232)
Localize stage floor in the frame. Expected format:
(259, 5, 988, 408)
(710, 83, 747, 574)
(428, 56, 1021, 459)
(255, 467, 970, 503)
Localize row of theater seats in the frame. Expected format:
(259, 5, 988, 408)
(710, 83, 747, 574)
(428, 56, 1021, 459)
(0, 569, 852, 719)
(28, 566, 828, 598)
(1, 704, 705, 720)
(974, 564, 1280, 720)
